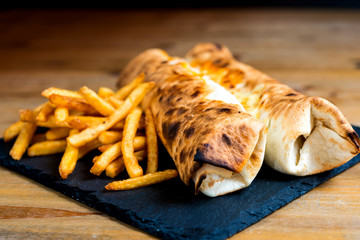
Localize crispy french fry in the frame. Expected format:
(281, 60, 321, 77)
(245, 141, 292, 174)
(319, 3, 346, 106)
(92, 156, 99, 163)
(54, 107, 69, 123)
(105, 150, 146, 178)
(4, 121, 25, 142)
(42, 87, 83, 99)
(36, 115, 69, 128)
(67, 82, 154, 148)
(19, 109, 37, 122)
(36, 102, 55, 122)
(59, 129, 79, 179)
(105, 169, 178, 190)
(98, 131, 123, 144)
(27, 140, 67, 157)
(98, 87, 115, 98)
(98, 144, 113, 153)
(78, 139, 102, 159)
(45, 127, 70, 140)
(79, 86, 115, 116)
(49, 94, 99, 116)
(9, 123, 37, 160)
(107, 96, 124, 108)
(115, 73, 145, 100)
(122, 107, 143, 178)
(90, 136, 146, 176)
(145, 108, 158, 174)
(30, 133, 47, 144)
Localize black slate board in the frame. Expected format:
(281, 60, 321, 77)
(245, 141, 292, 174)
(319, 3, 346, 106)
(1, 126, 360, 240)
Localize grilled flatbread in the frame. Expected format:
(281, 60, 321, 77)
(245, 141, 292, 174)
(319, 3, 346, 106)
(186, 42, 360, 176)
(118, 49, 266, 196)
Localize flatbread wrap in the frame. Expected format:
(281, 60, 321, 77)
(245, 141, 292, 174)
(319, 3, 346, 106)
(186, 42, 360, 176)
(118, 49, 267, 197)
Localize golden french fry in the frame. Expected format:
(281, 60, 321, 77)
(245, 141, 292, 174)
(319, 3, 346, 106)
(107, 96, 124, 108)
(105, 169, 178, 190)
(67, 82, 154, 148)
(54, 107, 69, 123)
(49, 94, 99, 116)
(90, 136, 146, 176)
(122, 107, 143, 178)
(92, 156, 99, 163)
(45, 127, 70, 140)
(36, 115, 69, 128)
(105, 150, 146, 178)
(27, 140, 67, 157)
(98, 131, 123, 144)
(19, 109, 37, 122)
(79, 86, 115, 116)
(145, 108, 158, 174)
(78, 139, 102, 159)
(9, 123, 37, 160)
(36, 102, 55, 122)
(30, 133, 47, 144)
(98, 87, 115, 98)
(4, 121, 25, 142)
(42, 87, 83, 99)
(98, 144, 113, 153)
(115, 73, 145, 100)
(59, 129, 79, 179)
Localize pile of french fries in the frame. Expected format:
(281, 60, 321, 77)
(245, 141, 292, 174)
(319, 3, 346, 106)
(3, 73, 178, 190)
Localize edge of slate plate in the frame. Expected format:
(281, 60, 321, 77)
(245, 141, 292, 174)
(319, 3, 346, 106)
(0, 126, 359, 240)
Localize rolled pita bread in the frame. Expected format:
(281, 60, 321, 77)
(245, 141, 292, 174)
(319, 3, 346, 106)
(186, 42, 360, 176)
(118, 49, 266, 197)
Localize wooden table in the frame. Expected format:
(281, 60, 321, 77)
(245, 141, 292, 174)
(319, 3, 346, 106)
(1, 9, 359, 239)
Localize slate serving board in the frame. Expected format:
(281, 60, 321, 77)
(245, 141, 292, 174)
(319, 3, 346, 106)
(1, 126, 359, 240)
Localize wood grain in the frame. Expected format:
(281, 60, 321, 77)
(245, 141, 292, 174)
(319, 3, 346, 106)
(0, 9, 359, 239)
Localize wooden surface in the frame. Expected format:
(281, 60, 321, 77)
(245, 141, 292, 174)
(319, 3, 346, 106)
(0, 9, 360, 240)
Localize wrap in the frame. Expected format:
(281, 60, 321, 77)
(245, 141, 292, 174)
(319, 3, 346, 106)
(186, 42, 360, 176)
(118, 49, 266, 197)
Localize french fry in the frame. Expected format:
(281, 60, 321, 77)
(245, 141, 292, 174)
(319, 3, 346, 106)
(115, 73, 145, 100)
(36, 115, 69, 128)
(9, 123, 37, 160)
(79, 86, 115, 116)
(98, 131, 123, 144)
(19, 109, 37, 122)
(42, 87, 83, 99)
(67, 82, 154, 148)
(145, 108, 158, 174)
(122, 107, 143, 178)
(4, 121, 25, 142)
(78, 139, 102, 159)
(90, 136, 146, 176)
(98, 144, 113, 153)
(54, 107, 69, 123)
(59, 129, 79, 179)
(105, 150, 146, 178)
(36, 102, 55, 122)
(49, 94, 99, 116)
(27, 140, 67, 157)
(98, 87, 115, 98)
(105, 169, 178, 190)
(107, 96, 124, 108)
(45, 127, 70, 140)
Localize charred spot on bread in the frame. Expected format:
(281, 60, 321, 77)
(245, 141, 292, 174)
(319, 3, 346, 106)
(162, 121, 181, 142)
(222, 134, 232, 145)
(194, 173, 207, 195)
(286, 93, 297, 97)
(347, 131, 360, 149)
(218, 108, 232, 113)
(184, 127, 195, 138)
(213, 42, 223, 50)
